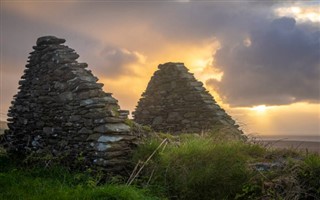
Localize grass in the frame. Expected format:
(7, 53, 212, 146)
(0, 154, 162, 200)
(1, 131, 319, 200)
(131, 132, 320, 200)
(132, 134, 264, 200)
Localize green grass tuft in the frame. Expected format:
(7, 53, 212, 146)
(0, 155, 162, 200)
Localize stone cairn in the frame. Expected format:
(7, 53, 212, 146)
(2, 36, 136, 174)
(134, 62, 244, 138)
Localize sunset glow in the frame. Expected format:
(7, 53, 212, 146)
(275, 5, 320, 22)
(251, 105, 268, 113)
(1, 1, 319, 137)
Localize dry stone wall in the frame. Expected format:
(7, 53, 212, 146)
(2, 36, 136, 174)
(134, 62, 244, 137)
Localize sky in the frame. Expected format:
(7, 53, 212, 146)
(0, 0, 319, 137)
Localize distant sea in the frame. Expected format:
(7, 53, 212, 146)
(257, 135, 320, 142)
(254, 134, 320, 153)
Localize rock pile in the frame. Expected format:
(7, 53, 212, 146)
(134, 62, 244, 137)
(2, 36, 136, 174)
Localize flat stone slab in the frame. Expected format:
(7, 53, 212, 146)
(94, 123, 130, 133)
(37, 36, 66, 46)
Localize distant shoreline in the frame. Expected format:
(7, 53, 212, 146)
(258, 140, 320, 154)
(252, 135, 320, 142)
(250, 134, 320, 153)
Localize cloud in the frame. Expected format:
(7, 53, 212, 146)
(1, 1, 319, 112)
(99, 45, 146, 77)
(207, 17, 320, 107)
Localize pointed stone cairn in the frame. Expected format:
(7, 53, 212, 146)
(2, 36, 136, 174)
(134, 62, 244, 138)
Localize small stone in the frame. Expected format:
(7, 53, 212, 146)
(43, 127, 54, 135)
(167, 112, 182, 122)
(69, 115, 81, 122)
(181, 119, 190, 124)
(65, 122, 73, 127)
(36, 36, 66, 46)
(190, 81, 203, 87)
(87, 134, 101, 141)
(184, 112, 196, 118)
(119, 110, 129, 116)
(194, 87, 205, 91)
(97, 135, 123, 143)
(94, 123, 130, 133)
(59, 92, 73, 101)
(80, 99, 94, 106)
(78, 127, 93, 134)
(152, 116, 163, 125)
(102, 96, 118, 104)
(31, 140, 40, 147)
(96, 143, 111, 151)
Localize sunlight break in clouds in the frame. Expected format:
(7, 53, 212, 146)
(251, 105, 268, 114)
(275, 4, 320, 23)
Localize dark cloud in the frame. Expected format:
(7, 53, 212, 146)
(207, 17, 320, 106)
(1, 8, 102, 73)
(1, 1, 319, 111)
(143, 2, 272, 45)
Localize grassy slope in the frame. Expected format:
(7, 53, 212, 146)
(0, 132, 319, 200)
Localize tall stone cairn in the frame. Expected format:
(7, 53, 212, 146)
(134, 62, 244, 138)
(2, 36, 136, 174)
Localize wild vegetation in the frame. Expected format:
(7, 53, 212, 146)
(0, 131, 319, 200)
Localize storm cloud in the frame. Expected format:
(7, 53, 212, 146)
(207, 17, 320, 107)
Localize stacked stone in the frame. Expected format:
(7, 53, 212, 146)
(134, 62, 244, 137)
(2, 36, 136, 174)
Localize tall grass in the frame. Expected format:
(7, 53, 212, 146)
(132, 133, 320, 200)
(132, 134, 265, 200)
(160, 141, 252, 199)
